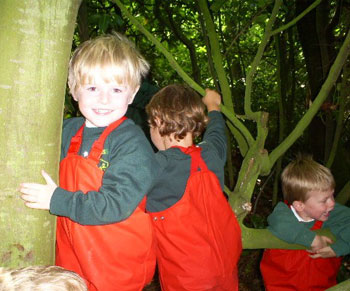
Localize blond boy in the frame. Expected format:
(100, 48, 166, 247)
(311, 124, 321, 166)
(260, 155, 350, 290)
(19, 33, 157, 291)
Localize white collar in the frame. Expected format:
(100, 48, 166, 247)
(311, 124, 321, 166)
(290, 205, 314, 222)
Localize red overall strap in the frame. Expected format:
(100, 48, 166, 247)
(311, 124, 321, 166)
(67, 117, 127, 162)
(66, 126, 84, 156)
(311, 220, 323, 230)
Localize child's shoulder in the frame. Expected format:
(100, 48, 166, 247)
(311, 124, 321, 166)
(269, 201, 293, 217)
(62, 117, 85, 140)
(107, 118, 147, 142)
(107, 119, 155, 157)
(154, 149, 172, 164)
(63, 116, 85, 131)
(154, 148, 189, 168)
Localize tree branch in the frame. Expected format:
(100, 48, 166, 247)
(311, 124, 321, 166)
(269, 28, 350, 166)
(113, 0, 204, 94)
(270, 0, 321, 36)
(196, 0, 233, 109)
(244, 0, 282, 120)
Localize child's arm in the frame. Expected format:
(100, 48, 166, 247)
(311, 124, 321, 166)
(200, 89, 226, 165)
(20, 124, 158, 225)
(267, 202, 316, 247)
(323, 202, 350, 257)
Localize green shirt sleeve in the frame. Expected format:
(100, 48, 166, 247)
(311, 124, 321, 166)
(267, 202, 316, 247)
(202, 110, 227, 162)
(325, 203, 350, 257)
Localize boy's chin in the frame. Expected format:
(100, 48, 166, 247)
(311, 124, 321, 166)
(85, 117, 123, 128)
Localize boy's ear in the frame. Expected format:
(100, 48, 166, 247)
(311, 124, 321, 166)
(72, 94, 78, 102)
(154, 118, 162, 127)
(292, 200, 305, 212)
(128, 86, 140, 104)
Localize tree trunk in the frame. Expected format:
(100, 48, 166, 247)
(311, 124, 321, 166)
(0, 0, 81, 267)
(296, 0, 337, 161)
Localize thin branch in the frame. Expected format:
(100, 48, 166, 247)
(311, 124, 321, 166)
(244, 0, 282, 119)
(270, 0, 321, 36)
(252, 168, 275, 214)
(326, 59, 350, 168)
(196, 0, 233, 109)
(113, 0, 204, 95)
(269, 28, 350, 166)
(224, 4, 270, 58)
(221, 105, 255, 147)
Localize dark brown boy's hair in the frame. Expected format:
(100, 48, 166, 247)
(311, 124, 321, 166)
(146, 84, 208, 141)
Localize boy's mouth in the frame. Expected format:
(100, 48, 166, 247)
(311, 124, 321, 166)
(94, 109, 113, 115)
(323, 212, 331, 219)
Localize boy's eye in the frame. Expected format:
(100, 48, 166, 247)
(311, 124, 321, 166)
(113, 88, 122, 93)
(87, 87, 97, 92)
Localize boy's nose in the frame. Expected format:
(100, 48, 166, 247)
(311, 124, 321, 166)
(328, 198, 335, 210)
(98, 92, 109, 104)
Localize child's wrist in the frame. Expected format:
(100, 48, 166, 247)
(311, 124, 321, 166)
(207, 105, 221, 112)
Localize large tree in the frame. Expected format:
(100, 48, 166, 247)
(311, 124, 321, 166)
(0, 0, 81, 267)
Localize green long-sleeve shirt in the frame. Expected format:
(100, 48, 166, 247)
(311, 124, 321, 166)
(146, 111, 227, 212)
(268, 201, 350, 256)
(50, 117, 158, 225)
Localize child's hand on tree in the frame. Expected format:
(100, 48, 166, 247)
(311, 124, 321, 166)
(308, 246, 337, 259)
(19, 170, 57, 210)
(202, 89, 221, 112)
(310, 234, 333, 252)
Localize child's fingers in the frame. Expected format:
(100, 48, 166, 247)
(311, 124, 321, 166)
(20, 191, 39, 202)
(24, 201, 44, 209)
(324, 236, 333, 244)
(19, 183, 43, 194)
(41, 170, 56, 186)
(309, 253, 321, 259)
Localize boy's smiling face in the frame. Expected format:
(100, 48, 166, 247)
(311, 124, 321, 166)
(293, 189, 335, 222)
(73, 74, 138, 127)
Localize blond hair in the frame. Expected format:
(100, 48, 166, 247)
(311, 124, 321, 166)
(281, 154, 335, 204)
(68, 33, 149, 95)
(0, 266, 87, 291)
(146, 84, 208, 141)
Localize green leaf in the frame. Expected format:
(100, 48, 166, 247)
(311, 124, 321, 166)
(210, 0, 226, 13)
(98, 14, 110, 33)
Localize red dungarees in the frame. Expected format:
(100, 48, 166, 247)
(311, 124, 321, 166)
(56, 117, 155, 291)
(150, 146, 242, 291)
(260, 219, 342, 290)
